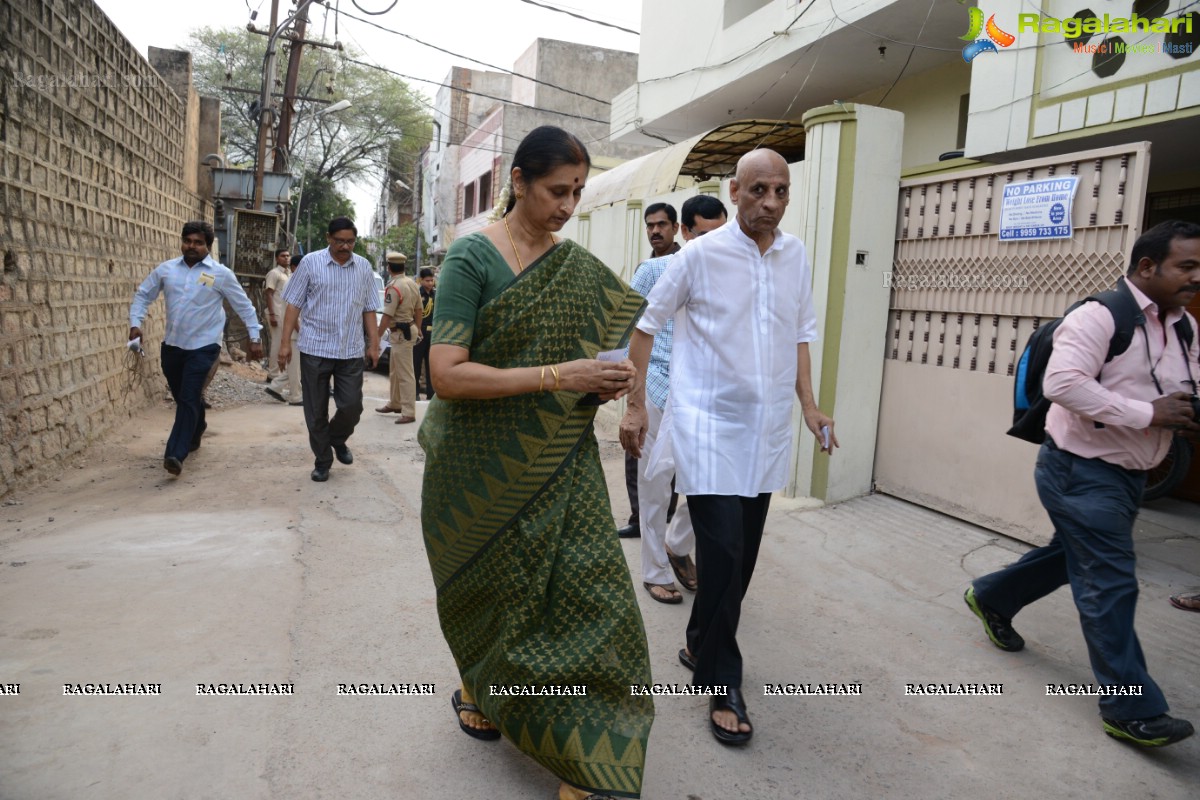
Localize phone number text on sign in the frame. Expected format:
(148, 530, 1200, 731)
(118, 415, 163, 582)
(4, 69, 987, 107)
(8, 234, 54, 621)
(1000, 225, 1071, 241)
(998, 177, 1079, 241)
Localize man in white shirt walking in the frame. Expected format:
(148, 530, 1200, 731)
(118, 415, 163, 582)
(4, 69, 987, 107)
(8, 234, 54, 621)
(620, 149, 837, 745)
(629, 195, 728, 605)
(618, 203, 685, 539)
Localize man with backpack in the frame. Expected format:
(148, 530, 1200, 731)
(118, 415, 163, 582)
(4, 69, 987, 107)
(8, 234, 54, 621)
(966, 219, 1200, 747)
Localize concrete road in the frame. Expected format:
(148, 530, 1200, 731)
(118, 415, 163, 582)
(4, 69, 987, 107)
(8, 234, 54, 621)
(1, 370, 1197, 799)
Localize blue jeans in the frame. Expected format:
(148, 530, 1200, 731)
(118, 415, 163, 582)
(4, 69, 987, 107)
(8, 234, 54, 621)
(159, 343, 220, 463)
(973, 439, 1167, 720)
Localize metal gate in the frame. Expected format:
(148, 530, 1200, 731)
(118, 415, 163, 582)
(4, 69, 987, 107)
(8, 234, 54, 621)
(873, 143, 1150, 544)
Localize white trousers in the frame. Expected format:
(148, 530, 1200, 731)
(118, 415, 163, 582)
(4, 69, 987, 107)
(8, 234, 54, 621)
(638, 401, 695, 585)
(267, 320, 282, 379)
(268, 331, 301, 400)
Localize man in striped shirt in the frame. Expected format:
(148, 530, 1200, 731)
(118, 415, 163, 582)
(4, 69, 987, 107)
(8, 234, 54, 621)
(129, 221, 262, 477)
(278, 217, 381, 482)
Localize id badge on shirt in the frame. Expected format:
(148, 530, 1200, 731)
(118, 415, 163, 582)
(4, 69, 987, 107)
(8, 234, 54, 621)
(198, 272, 216, 288)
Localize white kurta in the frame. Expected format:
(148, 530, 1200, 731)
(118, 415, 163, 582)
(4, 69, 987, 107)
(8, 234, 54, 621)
(637, 219, 818, 496)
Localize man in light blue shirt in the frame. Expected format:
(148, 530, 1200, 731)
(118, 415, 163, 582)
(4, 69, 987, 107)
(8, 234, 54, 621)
(129, 221, 262, 476)
(628, 195, 727, 605)
(278, 216, 381, 482)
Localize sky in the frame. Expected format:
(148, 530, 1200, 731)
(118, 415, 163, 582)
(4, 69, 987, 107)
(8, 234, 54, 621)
(93, 0, 644, 225)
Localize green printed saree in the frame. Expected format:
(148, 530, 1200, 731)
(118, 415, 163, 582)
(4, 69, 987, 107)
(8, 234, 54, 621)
(419, 236, 654, 798)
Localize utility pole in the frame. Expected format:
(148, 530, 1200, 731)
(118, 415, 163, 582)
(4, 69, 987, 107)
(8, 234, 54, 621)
(251, 0, 281, 210)
(272, 4, 309, 174)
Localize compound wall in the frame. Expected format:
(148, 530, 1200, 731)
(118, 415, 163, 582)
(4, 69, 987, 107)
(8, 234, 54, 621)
(0, 0, 212, 496)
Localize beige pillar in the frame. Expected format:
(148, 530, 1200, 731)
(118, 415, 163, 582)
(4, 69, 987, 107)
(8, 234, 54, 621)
(788, 103, 904, 503)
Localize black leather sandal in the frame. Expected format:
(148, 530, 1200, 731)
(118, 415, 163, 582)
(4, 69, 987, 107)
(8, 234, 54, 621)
(709, 687, 753, 746)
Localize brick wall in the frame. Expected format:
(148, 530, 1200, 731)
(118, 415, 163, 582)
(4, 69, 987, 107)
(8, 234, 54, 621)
(0, 0, 211, 496)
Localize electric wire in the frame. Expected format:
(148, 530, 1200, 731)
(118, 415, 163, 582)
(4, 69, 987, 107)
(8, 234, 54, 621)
(330, 5, 613, 106)
(351, 0, 399, 14)
(341, 57, 612, 125)
(343, 48, 621, 160)
(516, 0, 639, 35)
(641, 1, 819, 84)
(754, 19, 835, 141)
(877, 0, 938, 104)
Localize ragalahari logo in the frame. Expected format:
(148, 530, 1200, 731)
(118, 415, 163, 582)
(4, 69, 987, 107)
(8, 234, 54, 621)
(960, 4, 1015, 62)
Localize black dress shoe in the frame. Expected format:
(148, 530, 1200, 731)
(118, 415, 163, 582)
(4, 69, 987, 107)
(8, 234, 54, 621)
(617, 523, 640, 538)
(334, 445, 353, 465)
(163, 457, 182, 476)
(189, 421, 207, 452)
(311, 467, 330, 482)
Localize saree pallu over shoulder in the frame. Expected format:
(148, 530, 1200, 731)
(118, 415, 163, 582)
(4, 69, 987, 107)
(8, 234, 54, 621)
(419, 239, 652, 798)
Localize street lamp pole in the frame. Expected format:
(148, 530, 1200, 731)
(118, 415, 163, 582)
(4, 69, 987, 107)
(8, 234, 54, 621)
(291, 98, 352, 247)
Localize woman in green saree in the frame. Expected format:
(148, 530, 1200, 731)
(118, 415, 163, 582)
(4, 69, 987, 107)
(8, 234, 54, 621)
(419, 126, 654, 800)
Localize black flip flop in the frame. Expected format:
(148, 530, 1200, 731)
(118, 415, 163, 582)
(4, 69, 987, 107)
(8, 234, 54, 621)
(678, 648, 696, 672)
(710, 687, 753, 746)
(451, 689, 501, 741)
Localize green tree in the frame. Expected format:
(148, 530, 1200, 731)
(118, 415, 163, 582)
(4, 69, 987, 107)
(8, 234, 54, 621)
(371, 223, 430, 267)
(293, 171, 356, 254)
(187, 26, 431, 196)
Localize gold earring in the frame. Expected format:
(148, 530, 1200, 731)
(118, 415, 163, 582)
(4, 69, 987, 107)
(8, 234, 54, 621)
(516, 189, 525, 199)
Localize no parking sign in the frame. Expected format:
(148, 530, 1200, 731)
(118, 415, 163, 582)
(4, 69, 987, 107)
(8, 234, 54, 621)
(998, 177, 1080, 241)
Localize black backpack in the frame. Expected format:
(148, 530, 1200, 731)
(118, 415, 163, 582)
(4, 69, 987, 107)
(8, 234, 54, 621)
(1007, 277, 1195, 444)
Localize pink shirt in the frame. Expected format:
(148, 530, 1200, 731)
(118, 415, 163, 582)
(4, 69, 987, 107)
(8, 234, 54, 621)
(1044, 281, 1198, 471)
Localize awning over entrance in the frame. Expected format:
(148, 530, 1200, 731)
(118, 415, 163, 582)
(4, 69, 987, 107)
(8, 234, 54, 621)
(681, 119, 807, 181)
(579, 119, 806, 213)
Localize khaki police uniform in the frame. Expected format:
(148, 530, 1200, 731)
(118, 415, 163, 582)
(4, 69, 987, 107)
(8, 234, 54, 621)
(379, 269, 421, 418)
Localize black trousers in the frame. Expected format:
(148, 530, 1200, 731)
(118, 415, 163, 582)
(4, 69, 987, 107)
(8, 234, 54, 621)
(412, 328, 433, 399)
(624, 452, 640, 525)
(299, 353, 364, 469)
(160, 343, 220, 462)
(685, 493, 772, 689)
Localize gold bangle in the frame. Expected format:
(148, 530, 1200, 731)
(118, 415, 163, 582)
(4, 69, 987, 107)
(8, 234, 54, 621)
(551, 364, 560, 392)
(539, 365, 546, 392)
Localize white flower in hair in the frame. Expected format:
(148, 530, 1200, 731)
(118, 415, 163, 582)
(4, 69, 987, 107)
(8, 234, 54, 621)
(487, 181, 512, 223)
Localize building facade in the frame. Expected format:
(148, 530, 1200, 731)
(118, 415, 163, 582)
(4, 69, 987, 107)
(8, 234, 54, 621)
(571, 0, 1200, 537)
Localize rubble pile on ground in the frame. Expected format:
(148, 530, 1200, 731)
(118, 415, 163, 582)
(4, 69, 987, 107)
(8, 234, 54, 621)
(146, 358, 273, 410)
(202, 361, 271, 408)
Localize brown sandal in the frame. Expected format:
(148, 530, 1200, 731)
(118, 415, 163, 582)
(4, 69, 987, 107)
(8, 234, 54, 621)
(1169, 593, 1200, 612)
(643, 582, 683, 604)
(666, 547, 698, 591)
